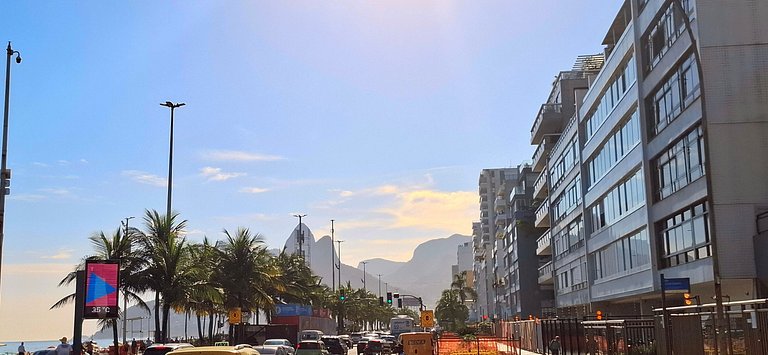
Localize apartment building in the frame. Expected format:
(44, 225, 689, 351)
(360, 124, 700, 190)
(532, 0, 768, 317)
(473, 168, 518, 320)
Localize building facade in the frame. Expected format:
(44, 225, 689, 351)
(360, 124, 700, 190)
(526, 0, 768, 318)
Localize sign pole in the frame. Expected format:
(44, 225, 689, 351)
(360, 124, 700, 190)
(661, 273, 672, 355)
(74, 270, 85, 355)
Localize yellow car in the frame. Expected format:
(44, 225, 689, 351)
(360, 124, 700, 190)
(167, 345, 260, 355)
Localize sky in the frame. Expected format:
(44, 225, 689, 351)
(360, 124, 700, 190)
(0, 1, 620, 341)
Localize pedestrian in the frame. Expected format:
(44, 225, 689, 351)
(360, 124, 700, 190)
(130, 339, 137, 355)
(56, 337, 73, 355)
(548, 336, 561, 355)
(18, 342, 26, 355)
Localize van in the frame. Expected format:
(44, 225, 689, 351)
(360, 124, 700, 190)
(399, 332, 434, 355)
(300, 330, 324, 341)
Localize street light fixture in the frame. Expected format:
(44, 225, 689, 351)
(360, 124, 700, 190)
(331, 219, 335, 292)
(293, 214, 307, 259)
(159, 101, 185, 218)
(0, 41, 21, 297)
(361, 261, 368, 292)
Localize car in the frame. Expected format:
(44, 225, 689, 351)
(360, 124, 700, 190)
(363, 339, 391, 355)
(356, 337, 374, 354)
(337, 335, 352, 349)
(32, 350, 55, 355)
(295, 341, 329, 355)
(262, 340, 294, 355)
(349, 333, 365, 344)
(166, 345, 258, 355)
(319, 336, 347, 355)
(252, 346, 289, 355)
(144, 343, 195, 355)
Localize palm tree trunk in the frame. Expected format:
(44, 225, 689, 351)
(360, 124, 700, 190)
(208, 310, 214, 344)
(196, 313, 204, 345)
(113, 318, 119, 355)
(184, 311, 189, 340)
(162, 303, 171, 342)
(154, 292, 161, 342)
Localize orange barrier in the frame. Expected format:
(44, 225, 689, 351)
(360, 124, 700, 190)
(436, 336, 517, 355)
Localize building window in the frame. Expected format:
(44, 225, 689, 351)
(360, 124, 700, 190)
(586, 110, 641, 189)
(647, 54, 700, 135)
(552, 176, 582, 223)
(549, 137, 579, 190)
(593, 228, 651, 281)
(553, 217, 584, 259)
(653, 126, 705, 200)
(556, 258, 587, 294)
(583, 54, 637, 142)
(590, 169, 646, 233)
(657, 201, 711, 268)
(641, 0, 695, 73)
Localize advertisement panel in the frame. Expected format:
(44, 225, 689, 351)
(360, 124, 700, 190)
(83, 260, 120, 319)
(275, 304, 312, 316)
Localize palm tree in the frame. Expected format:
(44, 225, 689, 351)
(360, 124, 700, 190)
(137, 209, 191, 342)
(52, 227, 149, 351)
(214, 228, 277, 325)
(186, 238, 223, 345)
(450, 271, 478, 303)
(435, 289, 469, 331)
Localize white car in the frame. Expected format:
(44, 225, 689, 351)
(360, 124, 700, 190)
(263, 339, 295, 355)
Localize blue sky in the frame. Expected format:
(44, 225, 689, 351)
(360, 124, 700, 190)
(0, 1, 619, 340)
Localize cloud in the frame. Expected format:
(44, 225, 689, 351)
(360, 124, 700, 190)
(9, 194, 46, 202)
(381, 189, 477, 232)
(202, 150, 284, 162)
(240, 187, 270, 194)
(200, 166, 246, 181)
(32, 162, 49, 168)
(122, 170, 167, 187)
(41, 249, 75, 260)
(39, 188, 72, 196)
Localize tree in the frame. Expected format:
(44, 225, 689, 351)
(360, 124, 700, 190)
(451, 271, 478, 303)
(435, 289, 469, 331)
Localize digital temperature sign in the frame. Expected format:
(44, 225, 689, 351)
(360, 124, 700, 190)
(83, 260, 120, 319)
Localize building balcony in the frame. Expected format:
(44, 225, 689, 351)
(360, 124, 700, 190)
(496, 228, 505, 240)
(536, 229, 552, 256)
(533, 169, 548, 199)
(494, 196, 506, 210)
(532, 135, 556, 172)
(510, 186, 526, 200)
(495, 212, 508, 226)
(530, 103, 563, 145)
(538, 260, 554, 284)
(534, 199, 550, 228)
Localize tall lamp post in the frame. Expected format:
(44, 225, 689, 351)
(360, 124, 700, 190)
(361, 261, 368, 292)
(0, 42, 21, 296)
(121, 216, 135, 344)
(160, 101, 185, 218)
(336, 240, 344, 290)
(331, 219, 335, 292)
(293, 214, 307, 259)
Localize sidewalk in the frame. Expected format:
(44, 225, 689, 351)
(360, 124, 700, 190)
(495, 342, 540, 355)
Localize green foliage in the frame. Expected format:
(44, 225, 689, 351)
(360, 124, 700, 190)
(435, 289, 469, 332)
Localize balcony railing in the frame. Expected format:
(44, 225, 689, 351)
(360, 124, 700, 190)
(533, 169, 548, 199)
(536, 229, 552, 256)
(530, 103, 563, 144)
(538, 260, 554, 284)
(495, 196, 506, 210)
(535, 199, 550, 228)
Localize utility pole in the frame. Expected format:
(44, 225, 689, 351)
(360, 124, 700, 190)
(378, 274, 382, 298)
(336, 240, 344, 290)
(159, 101, 185, 218)
(331, 219, 335, 292)
(361, 261, 368, 292)
(121, 216, 134, 344)
(293, 214, 307, 259)
(0, 42, 21, 298)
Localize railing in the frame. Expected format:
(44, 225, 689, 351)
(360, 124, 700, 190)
(533, 169, 548, 198)
(530, 103, 563, 138)
(495, 212, 507, 225)
(551, 113, 578, 156)
(511, 186, 525, 198)
(494, 196, 506, 209)
(538, 260, 554, 283)
(532, 139, 548, 167)
(535, 199, 550, 226)
(536, 229, 552, 255)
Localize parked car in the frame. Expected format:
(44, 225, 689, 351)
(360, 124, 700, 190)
(262, 339, 294, 354)
(166, 345, 257, 355)
(295, 341, 330, 355)
(320, 336, 347, 355)
(337, 335, 352, 349)
(145, 343, 195, 355)
(363, 339, 391, 355)
(252, 346, 288, 355)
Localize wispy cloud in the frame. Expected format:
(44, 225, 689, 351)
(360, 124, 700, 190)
(240, 187, 270, 194)
(122, 170, 166, 187)
(202, 150, 284, 162)
(41, 248, 75, 260)
(200, 167, 246, 182)
(39, 188, 72, 196)
(32, 162, 49, 168)
(9, 194, 46, 202)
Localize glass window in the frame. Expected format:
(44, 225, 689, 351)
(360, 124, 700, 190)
(589, 169, 645, 235)
(657, 201, 710, 268)
(653, 126, 705, 200)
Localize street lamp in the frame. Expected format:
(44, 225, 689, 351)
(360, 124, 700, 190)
(330, 219, 335, 292)
(336, 240, 344, 290)
(293, 214, 307, 259)
(159, 101, 185, 218)
(121, 216, 135, 344)
(361, 261, 368, 292)
(378, 274, 382, 298)
(0, 41, 21, 296)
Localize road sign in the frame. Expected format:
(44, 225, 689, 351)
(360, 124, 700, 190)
(83, 260, 120, 319)
(420, 310, 434, 328)
(663, 277, 690, 293)
(229, 307, 242, 324)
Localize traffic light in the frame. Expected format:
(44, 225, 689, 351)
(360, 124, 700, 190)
(393, 292, 400, 299)
(683, 293, 698, 306)
(339, 289, 346, 301)
(379, 296, 384, 306)
(386, 292, 393, 305)
(397, 298, 403, 308)
(596, 310, 603, 320)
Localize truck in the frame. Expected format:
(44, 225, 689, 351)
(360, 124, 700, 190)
(389, 315, 415, 337)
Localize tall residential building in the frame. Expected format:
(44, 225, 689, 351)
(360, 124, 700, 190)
(532, 0, 768, 317)
(473, 168, 517, 320)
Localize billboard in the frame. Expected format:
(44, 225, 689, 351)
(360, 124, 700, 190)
(83, 260, 120, 319)
(274, 304, 312, 316)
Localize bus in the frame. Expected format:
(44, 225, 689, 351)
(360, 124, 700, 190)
(389, 315, 415, 337)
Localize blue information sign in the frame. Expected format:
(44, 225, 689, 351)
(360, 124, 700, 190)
(663, 277, 690, 293)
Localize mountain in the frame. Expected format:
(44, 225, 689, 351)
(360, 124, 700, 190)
(357, 258, 405, 277)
